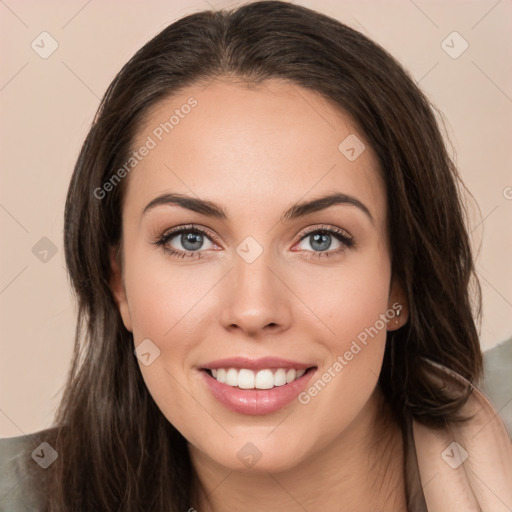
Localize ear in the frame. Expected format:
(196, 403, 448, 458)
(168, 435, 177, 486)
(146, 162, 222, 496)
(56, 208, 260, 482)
(387, 276, 409, 331)
(109, 245, 133, 332)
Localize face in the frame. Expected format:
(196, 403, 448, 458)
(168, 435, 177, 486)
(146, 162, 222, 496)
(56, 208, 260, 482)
(110, 78, 407, 473)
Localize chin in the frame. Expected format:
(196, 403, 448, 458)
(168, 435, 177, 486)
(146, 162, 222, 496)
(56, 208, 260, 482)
(202, 433, 314, 474)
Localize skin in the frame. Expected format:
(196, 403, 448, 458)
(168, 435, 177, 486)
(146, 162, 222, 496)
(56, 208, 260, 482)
(110, 78, 409, 511)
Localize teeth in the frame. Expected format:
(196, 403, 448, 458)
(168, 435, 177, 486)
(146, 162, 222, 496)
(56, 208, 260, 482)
(208, 367, 308, 389)
(255, 369, 274, 389)
(238, 369, 255, 389)
(216, 368, 226, 383)
(274, 368, 287, 386)
(225, 368, 238, 386)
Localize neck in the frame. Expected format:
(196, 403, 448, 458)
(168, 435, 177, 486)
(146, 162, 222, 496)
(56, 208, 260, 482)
(189, 385, 407, 512)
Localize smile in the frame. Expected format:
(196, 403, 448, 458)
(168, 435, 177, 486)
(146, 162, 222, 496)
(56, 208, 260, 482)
(208, 367, 307, 389)
(199, 357, 317, 415)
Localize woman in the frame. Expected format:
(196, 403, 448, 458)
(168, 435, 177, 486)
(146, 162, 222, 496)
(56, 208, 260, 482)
(1, 1, 511, 510)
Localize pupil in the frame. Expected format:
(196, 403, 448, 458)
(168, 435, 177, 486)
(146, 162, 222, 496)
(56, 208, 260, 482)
(311, 233, 331, 251)
(182, 232, 203, 250)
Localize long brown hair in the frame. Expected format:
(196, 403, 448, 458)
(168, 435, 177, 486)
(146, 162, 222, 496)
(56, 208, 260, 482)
(35, 1, 482, 510)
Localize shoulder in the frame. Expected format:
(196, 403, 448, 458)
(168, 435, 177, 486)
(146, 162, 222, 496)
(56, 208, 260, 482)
(480, 337, 512, 437)
(0, 428, 57, 512)
(412, 361, 512, 512)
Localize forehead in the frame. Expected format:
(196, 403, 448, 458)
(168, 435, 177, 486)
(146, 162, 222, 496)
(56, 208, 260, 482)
(125, 78, 386, 226)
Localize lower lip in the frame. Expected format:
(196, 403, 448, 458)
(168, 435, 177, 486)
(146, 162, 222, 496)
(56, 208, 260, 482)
(200, 369, 316, 415)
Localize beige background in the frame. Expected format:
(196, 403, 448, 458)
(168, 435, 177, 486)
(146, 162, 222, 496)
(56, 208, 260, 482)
(0, 0, 511, 438)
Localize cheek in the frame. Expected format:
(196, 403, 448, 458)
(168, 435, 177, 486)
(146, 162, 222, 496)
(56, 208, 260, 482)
(126, 253, 214, 342)
(125, 268, 211, 440)
(306, 247, 391, 355)
(122, 253, 220, 429)
(294, 250, 391, 413)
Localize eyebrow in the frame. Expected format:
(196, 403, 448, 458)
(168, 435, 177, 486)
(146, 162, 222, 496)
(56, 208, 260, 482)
(142, 192, 374, 224)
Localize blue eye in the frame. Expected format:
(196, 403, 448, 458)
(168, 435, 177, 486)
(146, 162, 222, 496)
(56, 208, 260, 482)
(153, 224, 354, 260)
(294, 225, 354, 259)
(153, 225, 217, 259)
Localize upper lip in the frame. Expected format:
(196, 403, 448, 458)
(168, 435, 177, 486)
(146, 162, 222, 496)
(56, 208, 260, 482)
(200, 356, 316, 371)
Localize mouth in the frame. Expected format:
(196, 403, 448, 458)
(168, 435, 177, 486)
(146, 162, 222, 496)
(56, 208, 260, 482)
(198, 357, 318, 415)
(202, 366, 316, 390)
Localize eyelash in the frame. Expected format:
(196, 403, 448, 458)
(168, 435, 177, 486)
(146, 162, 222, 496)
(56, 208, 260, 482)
(152, 223, 354, 260)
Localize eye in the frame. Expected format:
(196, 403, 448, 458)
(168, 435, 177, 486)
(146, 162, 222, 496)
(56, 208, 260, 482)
(153, 224, 218, 259)
(293, 225, 354, 259)
(152, 223, 354, 260)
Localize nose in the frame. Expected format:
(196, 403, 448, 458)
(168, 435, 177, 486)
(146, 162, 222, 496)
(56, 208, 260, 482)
(219, 249, 292, 337)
